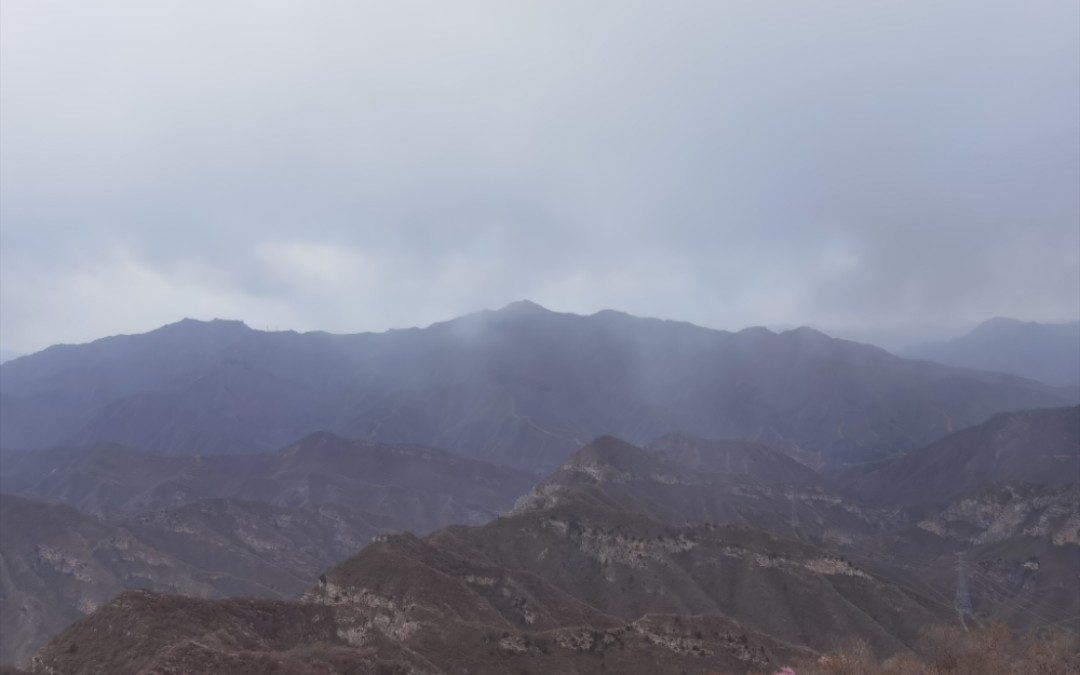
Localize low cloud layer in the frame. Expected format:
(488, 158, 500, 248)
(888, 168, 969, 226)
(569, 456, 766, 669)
(2, 1, 1077, 352)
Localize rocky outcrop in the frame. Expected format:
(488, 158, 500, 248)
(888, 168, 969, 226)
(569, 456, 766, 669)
(917, 483, 1080, 546)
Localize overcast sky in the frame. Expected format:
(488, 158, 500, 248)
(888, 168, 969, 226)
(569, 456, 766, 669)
(2, 1, 1077, 353)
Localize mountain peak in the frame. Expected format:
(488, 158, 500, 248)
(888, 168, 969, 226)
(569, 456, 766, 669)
(977, 316, 1027, 328)
(900, 318, 1080, 387)
(782, 326, 831, 340)
(158, 317, 252, 334)
(557, 435, 678, 481)
(495, 299, 550, 315)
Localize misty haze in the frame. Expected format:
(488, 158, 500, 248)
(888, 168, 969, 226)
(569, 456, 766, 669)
(0, 2, 1078, 674)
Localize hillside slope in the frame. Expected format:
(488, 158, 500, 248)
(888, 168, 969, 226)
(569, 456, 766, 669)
(0, 432, 535, 530)
(0, 495, 216, 665)
(28, 483, 946, 674)
(833, 406, 1080, 507)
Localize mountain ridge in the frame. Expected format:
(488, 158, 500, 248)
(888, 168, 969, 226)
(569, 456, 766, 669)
(3, 305, 1073, 470)
(901, 318, 1080, 387)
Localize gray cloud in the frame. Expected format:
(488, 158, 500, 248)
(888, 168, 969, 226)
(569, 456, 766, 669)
(2, 1, 1077, 352)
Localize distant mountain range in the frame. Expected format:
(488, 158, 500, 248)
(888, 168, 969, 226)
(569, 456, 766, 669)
(901, 318, 1080, 388)
(3, 305, 1078, 672)
(0, 351, 20, 365)
(2, 303, 1073, 470)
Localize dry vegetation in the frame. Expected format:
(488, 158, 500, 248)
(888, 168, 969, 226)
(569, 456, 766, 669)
(757, 624, 1080, 675)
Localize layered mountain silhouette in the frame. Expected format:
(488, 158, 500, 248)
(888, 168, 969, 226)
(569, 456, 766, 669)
(646, 432, 823, 486)
(2, 304, 1073, 470)
(12, 427, 1079, 672)
(901, 318, 1080, 388)
(0, 432, 534, 526)
(3, 306, 1078, 672)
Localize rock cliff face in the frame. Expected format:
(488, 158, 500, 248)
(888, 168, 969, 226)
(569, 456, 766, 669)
(916, 483, 1080, 547)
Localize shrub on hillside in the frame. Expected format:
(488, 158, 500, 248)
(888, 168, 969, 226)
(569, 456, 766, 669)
(758, 623, 1079, 675)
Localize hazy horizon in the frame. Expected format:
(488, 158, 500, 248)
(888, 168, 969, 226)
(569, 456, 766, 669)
(3, 1, 1078, 353)
(2, 299, 1079, 357)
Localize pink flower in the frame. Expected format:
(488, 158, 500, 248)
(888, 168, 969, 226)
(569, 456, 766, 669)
(773, 668, 796, 675)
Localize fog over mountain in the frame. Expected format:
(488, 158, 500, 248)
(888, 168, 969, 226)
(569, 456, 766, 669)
(900, 319, 1080, 388)
(2, 2, 1078, 353)
(2, 1, 1078, 673)
(2, 304, 1073, 470)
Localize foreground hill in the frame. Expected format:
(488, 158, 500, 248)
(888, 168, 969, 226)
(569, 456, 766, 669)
(901, 318, 1080, 388)
(30, 589, 809, 675)
(2, 303, 1073, 470)
(833, 406, 1080, 507)
(22, 430, 1077, 672)
(28, 481, 945, 674)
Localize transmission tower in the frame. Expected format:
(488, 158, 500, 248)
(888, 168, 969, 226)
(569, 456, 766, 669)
(954, 550, 973, 628)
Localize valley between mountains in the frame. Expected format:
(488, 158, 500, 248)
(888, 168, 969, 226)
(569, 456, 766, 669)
(0, 304, 1077, 673)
